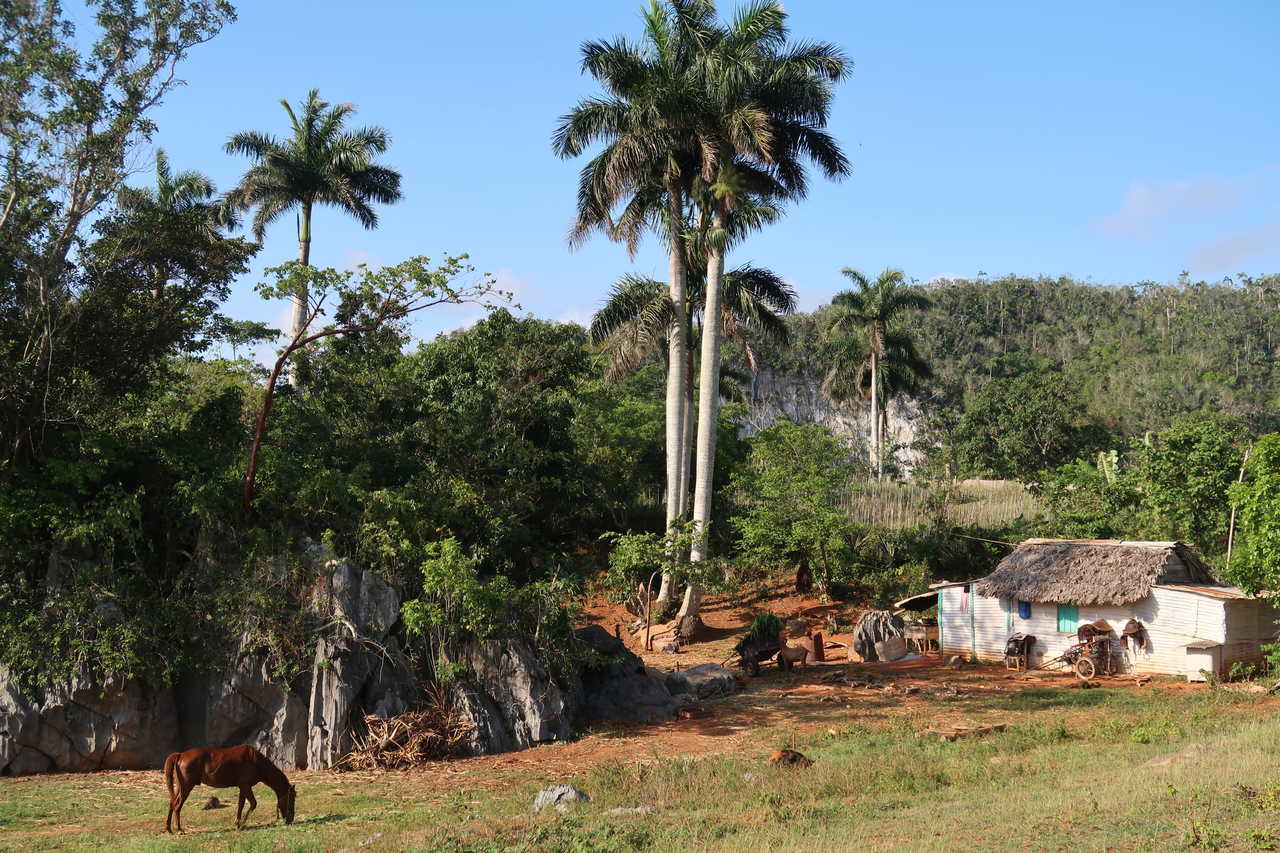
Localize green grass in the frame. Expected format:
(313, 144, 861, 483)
(2, 686, 1277, 852)
(843, 479, 1040, 529)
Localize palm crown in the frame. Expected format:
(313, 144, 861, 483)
(823, 267, 932, 475)
(118, 149, 236, 236)
(224, 89, 402, 247)
(590, 262, 795, 380)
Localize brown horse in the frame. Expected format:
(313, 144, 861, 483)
(163, 745, 296, 833)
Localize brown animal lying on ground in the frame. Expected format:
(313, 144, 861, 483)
(770, 748, 814, 768)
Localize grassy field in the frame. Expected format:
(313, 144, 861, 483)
(2, 675, 1279, 852)
(843, 479, 1041, 530)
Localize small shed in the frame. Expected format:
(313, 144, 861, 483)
(937, 539, 1277, 681)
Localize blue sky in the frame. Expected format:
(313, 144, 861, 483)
(136, 0, 1280, 345)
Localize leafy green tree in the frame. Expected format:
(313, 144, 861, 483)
(242, 256, 504, 515)
(1036, 456, 1141, 540)
(822, 268, 932, 479)
(225, 90, 403, 341)
(1, 0, 236, 466)
(948, 371, 1108, 479)
(1133, 413, 1250, 554)
(571, 362, 666, 534)
(730, 420, 857, 593)
(1228, 434, 1280, 593)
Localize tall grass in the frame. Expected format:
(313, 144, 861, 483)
(842, 479, 1041, 529)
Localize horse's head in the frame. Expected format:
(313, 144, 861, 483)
(279, 784, 296, 825)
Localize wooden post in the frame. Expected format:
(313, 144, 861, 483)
(811, 632, 825, 662)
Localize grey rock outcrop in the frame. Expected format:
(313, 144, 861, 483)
(450, 639, 573, 756)
(741, 367, 922, 469)
(197, 642, 310, 769)
(664, 663, 737, 701)
(0, 667, 177, 775)
(575, 625, 677, 723)
(0, 555, 414, 776)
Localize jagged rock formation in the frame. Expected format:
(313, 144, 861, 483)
(449, 639, 574, 756)
(740, 367, 922, 467)
(0, 668, 179, 775)
(574, 625, 678, 723)
(664, 663, 737, 701)
(1, 559, 693, 776)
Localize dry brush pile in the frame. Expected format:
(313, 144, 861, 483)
(336, 684, 475, 771)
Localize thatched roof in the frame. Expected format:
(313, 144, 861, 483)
(974, 539, 1216, 606)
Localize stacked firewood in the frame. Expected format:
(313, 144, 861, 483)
(336, 685, 475, 771)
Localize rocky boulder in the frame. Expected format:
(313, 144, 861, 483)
(664, 663, 737, 701)
(449, 639, 573, 755)
(574, 625, 677, 723)
(0, 666, 178, 775)
(194, 642, 310, 769)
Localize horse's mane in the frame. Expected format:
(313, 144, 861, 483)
(252, 748, 289, 791)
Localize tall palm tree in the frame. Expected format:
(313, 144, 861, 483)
(679, 1, 850, 619)
(554, 0, 719, 556)
(225, 90, 402, 342)
(591, 262, 794, 608)
(822, 267, 932, 479)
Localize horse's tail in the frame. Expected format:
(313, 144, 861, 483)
(163, 752, 178, 799)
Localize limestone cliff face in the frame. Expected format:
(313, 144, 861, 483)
(739, 367, 922, 467)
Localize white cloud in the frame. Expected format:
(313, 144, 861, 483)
(1095, 173, 1267, 239)
(1188, 218, 1280, 274)
(558, 305, 595, 328)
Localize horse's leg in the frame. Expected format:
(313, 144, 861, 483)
(236, 789, 246, 829)
(174, 775, 195, 833)
(243, 786, 257, 827)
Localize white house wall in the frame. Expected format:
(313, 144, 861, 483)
(938, 584, 1257, 677)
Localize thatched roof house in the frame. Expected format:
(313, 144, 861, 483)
(974, 539, 1216, 606)
(934, 538, 1275, 681)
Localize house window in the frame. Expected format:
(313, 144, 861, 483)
(1018, 601, 1032, 620)
(1057, 604, 1079, 633)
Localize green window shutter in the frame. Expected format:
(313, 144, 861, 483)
(1057, 604, 1079, 633)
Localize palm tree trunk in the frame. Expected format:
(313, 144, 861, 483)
(656, 205, 689, 610)
(679, 209, 726, 620)
(291, 202, 313, 340)
(870, 348, 879, 479)
(681, 349, 695, 517)
(658, 343, 697, 606)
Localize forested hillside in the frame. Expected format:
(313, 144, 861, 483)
(744, 273, 1280, 478)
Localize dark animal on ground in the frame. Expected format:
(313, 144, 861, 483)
(770, 748, 814, 768)
(163, 744, 296, 834)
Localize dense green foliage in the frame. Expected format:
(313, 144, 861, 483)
(729, 421, 859, 591)
(1035, 414, 1250, 562)
(1228, 435, 1280, 594)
